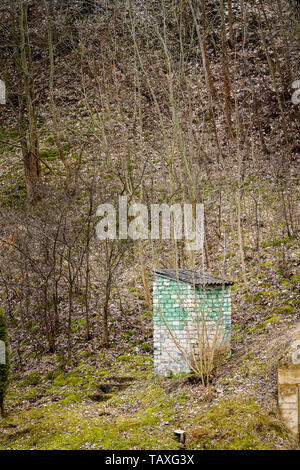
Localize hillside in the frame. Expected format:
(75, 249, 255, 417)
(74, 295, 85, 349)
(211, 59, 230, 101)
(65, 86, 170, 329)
(0, 0, 299, 451)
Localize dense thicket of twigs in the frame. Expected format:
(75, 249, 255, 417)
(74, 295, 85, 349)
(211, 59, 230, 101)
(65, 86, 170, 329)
(0, 1, 299, 367)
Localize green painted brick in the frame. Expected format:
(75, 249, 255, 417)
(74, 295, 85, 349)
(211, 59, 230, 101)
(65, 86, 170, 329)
(153, 275, 231, 331)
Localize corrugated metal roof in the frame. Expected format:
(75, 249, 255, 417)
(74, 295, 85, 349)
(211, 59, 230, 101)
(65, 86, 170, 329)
(154, 269, 234, 286)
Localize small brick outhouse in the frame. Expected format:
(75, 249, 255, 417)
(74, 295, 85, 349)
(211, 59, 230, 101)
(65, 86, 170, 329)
(153, 269, 233, 376)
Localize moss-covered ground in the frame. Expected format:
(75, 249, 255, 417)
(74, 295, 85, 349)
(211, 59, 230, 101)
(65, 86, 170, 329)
(0, 348, 297, 450)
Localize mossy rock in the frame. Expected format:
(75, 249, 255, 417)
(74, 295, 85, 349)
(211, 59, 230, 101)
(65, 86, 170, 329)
(117, 354, 132, 362)
(53, 372, 83, 387)
(141, 342, 152, 352)
(39, 148, 59, 161)
(1, 181, 26, 206)
(249, 315, 279, 334)
(22, 372, 41, 387)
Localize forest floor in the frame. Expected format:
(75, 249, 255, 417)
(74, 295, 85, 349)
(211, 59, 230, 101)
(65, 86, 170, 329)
(0, 1, 299, 451)
(1, 270, 299, 450)
(0, 93, 299, 451)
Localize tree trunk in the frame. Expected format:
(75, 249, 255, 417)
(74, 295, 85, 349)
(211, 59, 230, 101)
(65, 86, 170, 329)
(44, 0, 73, 192)
(18, 0, 41, 200)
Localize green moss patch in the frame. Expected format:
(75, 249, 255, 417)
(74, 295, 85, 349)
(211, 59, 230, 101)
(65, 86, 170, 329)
(188, 397, 294, 450)
(0, 379, 186, 450)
